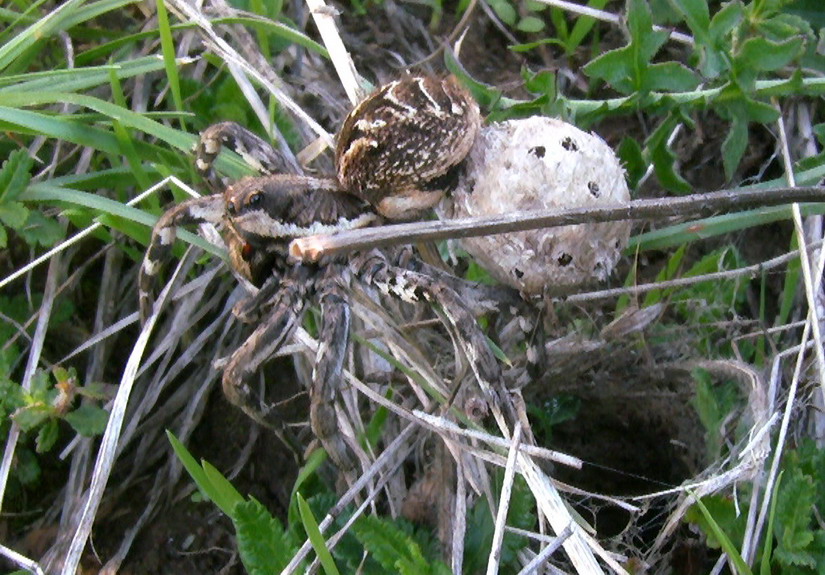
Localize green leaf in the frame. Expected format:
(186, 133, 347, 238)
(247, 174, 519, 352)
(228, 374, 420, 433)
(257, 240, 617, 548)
(721, 114, 748, 180)
(690, 494, 753, 575)
(296, 492, 340, 575)
(642, 62, 699, 92)
(64, 404, 109, 437)
(234, 498, 297, 575)
(773, 467, 817, 567)
(0, 148, 33, 203)
(353, 515, 432, 573)
(516, 16, 545, 33)
(35, 418, 59, 453)
(650, 141, 691, 194)
(18, 210, 64, 247)
(617, 136, 646, 189)
(0, 201, 28, 229)
(490, 0, 517, 26)
(738, 35, 805, 72)
(167, 431, 244, 516)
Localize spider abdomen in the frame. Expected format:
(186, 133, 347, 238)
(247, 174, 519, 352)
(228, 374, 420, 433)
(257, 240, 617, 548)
(336, 75, 481, 220)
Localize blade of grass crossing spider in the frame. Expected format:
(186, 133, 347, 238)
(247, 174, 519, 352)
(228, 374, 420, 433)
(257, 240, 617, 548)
(690, 492, 754, 575)
(296, 492, 341, 575)
(167, 431, 244, 516)
(23, 183, 225, 258)
(108, 70, 153, 192)
(156, 0, 186, 132)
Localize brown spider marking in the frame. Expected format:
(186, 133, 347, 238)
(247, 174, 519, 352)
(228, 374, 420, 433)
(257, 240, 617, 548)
(140, 76, 520, 480)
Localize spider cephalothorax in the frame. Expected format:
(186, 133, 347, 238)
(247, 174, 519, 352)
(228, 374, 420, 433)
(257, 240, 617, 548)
(140, 75, 515, 478)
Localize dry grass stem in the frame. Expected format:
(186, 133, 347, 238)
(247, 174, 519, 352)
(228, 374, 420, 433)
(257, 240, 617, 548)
(291, 185, 825, 261)
(567, 239, 824, 303)
(413, 410, 582, 468)
(486, 422, 523, 575)
(304, 0, 364, 104)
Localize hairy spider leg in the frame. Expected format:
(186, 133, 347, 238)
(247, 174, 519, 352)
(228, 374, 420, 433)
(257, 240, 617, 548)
(232, 270, 283, 324)
(222, 279, 306, 454)
(139, 195, 225, 322)
(195, 121, 291, 192)
(311, 265, 359, 481)
(360, 255, 517, 437)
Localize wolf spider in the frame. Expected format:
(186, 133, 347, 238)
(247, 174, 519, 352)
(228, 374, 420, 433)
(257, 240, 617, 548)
(139, 76, 520, 478)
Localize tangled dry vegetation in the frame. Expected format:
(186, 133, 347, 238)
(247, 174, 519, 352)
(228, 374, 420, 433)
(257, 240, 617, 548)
(1, 0, 825, 574)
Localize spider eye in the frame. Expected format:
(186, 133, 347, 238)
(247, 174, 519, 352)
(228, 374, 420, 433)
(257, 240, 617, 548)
(247, 192, 263, 208)
(226, 202, 237, 216)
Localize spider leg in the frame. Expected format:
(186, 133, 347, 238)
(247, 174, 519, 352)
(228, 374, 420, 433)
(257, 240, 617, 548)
(222, 280, 305, 453)
(360, 255, 516, 435)
(232, 271, 282, 324)
(196, 122, 291, 191)
(139, 195, 225, 322)
(311, 266, 359, 479)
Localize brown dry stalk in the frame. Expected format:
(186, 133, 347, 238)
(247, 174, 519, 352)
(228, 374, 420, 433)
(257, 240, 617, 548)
(290, 185, 824, 261)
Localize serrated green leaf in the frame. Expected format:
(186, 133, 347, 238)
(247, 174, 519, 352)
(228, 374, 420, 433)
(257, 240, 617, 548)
(0, 202, 28, 229)
(643, 62, 699, 92)
(64, 404, 109, 437)
(671, 0, 710, 41)
(0, 148, 33, 203)
(627, 0, 669, 62)
(738, 36, 805, 72)
(617, 136, 645, 189)
(14, 448, 40, 486)
(353, 515, 431, 573)
(517, 16, 545, 33)
(741, 97, 780, 123)
(35, 418, 59, 453)
(18, 210, 64, 247)
(774, 467, 816, 563)
(234, 498, 297, 575)
(444, 52, 504, 110)
(12, 404, 50, 432)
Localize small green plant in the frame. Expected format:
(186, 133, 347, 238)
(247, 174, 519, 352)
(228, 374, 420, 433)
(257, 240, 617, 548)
(687, 440, 825, 573)
(0, 149, 63, 249)
(170, 431, 536, 574)
(7, 366, 109, 451)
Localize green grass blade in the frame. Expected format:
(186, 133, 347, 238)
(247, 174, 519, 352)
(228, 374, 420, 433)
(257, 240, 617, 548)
(296, 492, 340, 575)
(167, 431, 243, 516)
(691, 493, 754, 575)
(156, 0, 186, 132)
(0, 56, 168, 93)
(0, 0, 87, 72)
